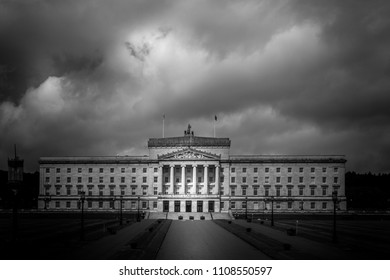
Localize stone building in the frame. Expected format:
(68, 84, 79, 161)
(38, 126, 347, 213)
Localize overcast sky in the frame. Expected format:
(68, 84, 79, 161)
(1, 0, 390, 173)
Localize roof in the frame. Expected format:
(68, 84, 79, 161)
(148, 135, 231, 148)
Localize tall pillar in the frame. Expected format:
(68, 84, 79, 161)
(181, 164, 186, 194)
(159, 165, 163, 195)
(215, 165, 220, 195)
(170, 164, 174, 194)
(192, 164, 197, 194)
(204, 164, 209, 194)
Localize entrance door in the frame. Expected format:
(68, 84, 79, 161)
(186, 201, 192, 212)
(163, 201, 169, 212)
(174, 201, 180, 212)
(197, 201, 203, 212)
(208, 201, 215, 212)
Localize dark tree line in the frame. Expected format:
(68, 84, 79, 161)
(346, 172, 390, 210)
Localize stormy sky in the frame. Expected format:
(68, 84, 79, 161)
(1, 0, 390, 173)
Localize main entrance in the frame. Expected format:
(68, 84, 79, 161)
(197, 201, 203, 212)
(186, 201, 192, 212)
(208, 201, 215, 212)
(163, 201, 169, 212)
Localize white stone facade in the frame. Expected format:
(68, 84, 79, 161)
(38, 131, 347, 212)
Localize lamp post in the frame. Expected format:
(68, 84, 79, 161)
(80, 191, 85, 241)
(245, 196, 248, 220)
(119, 195, 123, 226)
(137, 196, 141, 222)
(332, 191, 338, 243)
(271, 196, 274, 226)
(263, 199, 267, 221)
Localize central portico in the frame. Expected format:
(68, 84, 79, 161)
(148, 125, 230, 213)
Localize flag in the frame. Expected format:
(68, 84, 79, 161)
(163, 114, 165, 119)
(214, 115, 217, 121)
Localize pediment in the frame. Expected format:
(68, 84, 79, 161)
(158, 148, 221, 160)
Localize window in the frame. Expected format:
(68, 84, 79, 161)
(154, 176, 158, 183)
(311, 167, 315, 173)
(132, 177, 136, 183)
(242, 167, 246, 173)
(276, 177, 280, 183)
(67, 177, 71, 183)
(110, 168, 114, 173)
(142, 201, 147, 209)
(299, 188, 304, 196)
(99, 189, 103, 196)
(231, 202, 236, 209)
(310, 188, 315, 196)
(78, 168, 82, 173)
(231, 177, 236, 183)
(88, 201, 92, 208)
(299, 177, 303, 183)
(242, 201, 247, 209)
(88, 168, 93, 173)
(265, 167, 269, 173)
(276, 202, 281, 209)
(242, 188, 247, 195)
(253, 188, 258, 195)
(322, 187, 327, 196)
(109, 201, 114, 209)
(56, 201, 60, 208)
(88, 189, 93, 196)
(131, 201, 136, 209)
(276, 167, 281, 173)
(56, 177, 60, 183)
(142, 188, 147, 195)
(67, 168, 71, 173)
(288, 167, 292, 173)
(121, 167, 125, 173)
(231, 188, 236, 196)
(322, 167, 326, 173)
(322, 177, 326, 183)
(121, 177, 125, 183)
(131, 188, 136, 195)
(176, 177, 180, 183)
(45, 177, 50, 183)
(132, 168, 136, 173)
(288, 202, 292, 209)
(99, 177, 103, 183)
(154, 187, 158, 195)
(322, 202, 327, 209)
(165, 177, 169, 183)
(276, 188, 281, 197)
(220, 201, 225, 209)
(77, 177, 82, 183)
(66, 201, 71, 208)
(334, 177, 339, 184)
(265, 177, 270, 184)
(56, 168, 60, 173)
(88, 177, 93, 183)
(254, 167, 258, 173)
(56, 187, 61, 195)
(311, 202, 315, 209)
(45, 168, 50, 173)
(110, 189, 114, 196)
(253, 177, 258, 183)
(153, 201, 157, 209)
(334, 167, 338, 173)
(265, 188, 269, 197)
(288, 177, 292, 183)
(99, 201, 103, 208)
(143, 177, 147, 183)
(299, 167, 303, 173)
(120, 188, 125, 195)
(153, 167, 158, 173)
(287, 188, 292, 197)
(311, 177, 315, 184)
(231, 167, 235, 173)
(143, 168, 147, 173)
(242, 177, 247, 183)
(109, 177, 114, 183)
(99, 168, 103, 173)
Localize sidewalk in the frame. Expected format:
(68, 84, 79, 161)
(233, 220, 353, 259)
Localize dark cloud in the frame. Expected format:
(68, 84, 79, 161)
(1, 0, 390, 173)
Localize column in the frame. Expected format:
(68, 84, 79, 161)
(215, 165, 220, 195)
(170, 164, 174, 194)
(158, 165, 163, 195)
(204, 164, 208, 194)
(192, 164, 197, 194)
(181, 164, 186, 194)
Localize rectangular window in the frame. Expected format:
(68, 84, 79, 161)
(131, 188, 136, 195)
(231, 167, 235, 173)
(56, 177, 60, 183)
(121, 167, 125, 173)
(299, 188, 304, 196)
(334, 177, 339, 184)
(242, 188, 247, 195)
(231, 202, 236, 209)
(265, 167, 269, 173)
(154, 176, 158, 183)
(334, 167, 338, 173)
(67, 168, 71, 173)
(56, 201, 60, 208)
(220, 201, 225, 209)
(154, 187, 158, 195)
(45, 177, 50, 183)
(287, 188, 292, 197)
(143, 177, 147, 183)
(311, 167, 315, 173)
(322, 202, 327, 209)
(231, 188, 236, 196)
(288, 167, 292, 173)
(99, 168, 103, 173)
(99, 189, 103, 196)
(142, 188, 147, 195)
(153, 201, 157, 209)
(311, 202, 315, 209)
(288, 177, 292, 183)
(110, 177, 114, 183)
(45, 168, 50, 173)
(265, 188, 269, 197)
(77, 177, 82, 183)
(242, 177, 247, 183)
(56, 168, 60, 173)
(132, 177, 136, 183)
(299, 167, 304, 173)
(56, 187, 61, 195)
(288, 202, 292, 209)
(88, 177, 93, 183)
(265, 177, 270, 184)
(310, 188, 315, 196)
(231, 177, 236, 183)
(322, 188, 327, 196)
(99, 177, 103, 183)
(88, 189, 92, 196)
(66, 201, 70, 208)
(276, 188, 281, 197)
(276, 202, 281, 209)
(88, 168, 93, 173)
(299, 177, 303, 183)
(276, 177, 280, 183)
(242, 201, 247, 209)
(78, 168, 82, 173)
(110, 168, 114, 173)
(254, 167, 258, 173)
(132, 167, 136, 173)
(143, 168, 147, 173)
(322, 177, 326, 183)
(131, 201, 136, 209)
(322, 167, 327, 173)
(121, 177, 125, 183)
(253, 177, 258, 183)
(276, 167, 281, 173)
(142, 201, 147, 209)
(165, 177, 169, 183)
(242, 167, 246, 173)
(311, 177, 315, 184)
(67, 177, 71, 183)
(110, 189, 114, 196)
(253, 188, 258, 195)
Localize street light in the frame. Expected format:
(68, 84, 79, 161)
(270, 196, 275, 226)
(119, 195, 123, 226)
(137, 196, 141, 222)
(80, 191, 85, 241)
(245, 196, 248, 220)
(332, 190, 338, 243)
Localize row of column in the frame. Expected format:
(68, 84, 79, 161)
(161, 164, 220, 195)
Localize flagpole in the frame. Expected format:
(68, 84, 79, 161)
(214, 115, 217, 137)
(162, 114, 165, 138)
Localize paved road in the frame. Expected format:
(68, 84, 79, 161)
(156, 220, 270, 260)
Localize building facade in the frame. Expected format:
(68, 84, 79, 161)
(38, 126, 347, 213)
